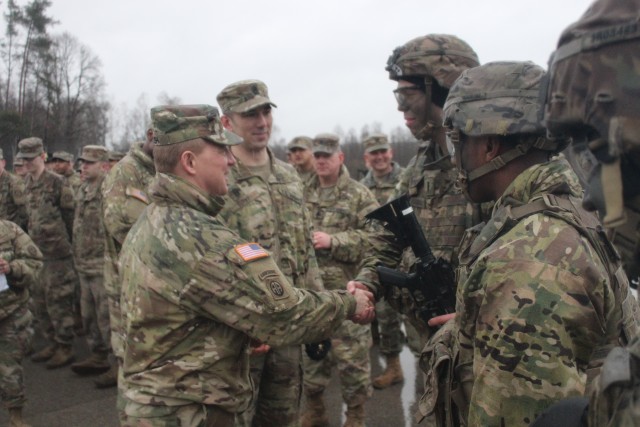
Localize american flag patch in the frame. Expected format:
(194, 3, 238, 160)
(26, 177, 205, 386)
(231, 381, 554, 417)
(234, 243, 269, 261)
(125, 187, 150, 204)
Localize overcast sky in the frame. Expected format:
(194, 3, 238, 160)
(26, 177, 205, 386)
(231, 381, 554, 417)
(47, 0, 594, 143)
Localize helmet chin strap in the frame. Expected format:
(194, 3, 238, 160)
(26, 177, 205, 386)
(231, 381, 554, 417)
(414, 76, 438, 142)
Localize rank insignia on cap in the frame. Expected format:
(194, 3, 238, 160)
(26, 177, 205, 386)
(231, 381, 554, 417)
(235, 243, 269, 261)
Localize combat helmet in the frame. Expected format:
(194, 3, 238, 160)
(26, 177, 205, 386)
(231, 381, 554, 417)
(386, 34, 480, 141)
(386, 34, 479, 88)
(543, 0, 640, 227)
(443, 61, 562, 189)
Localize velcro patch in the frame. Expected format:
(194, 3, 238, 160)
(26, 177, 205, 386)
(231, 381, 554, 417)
(125, 187, 150, 204)
(234, 243, 269, 262)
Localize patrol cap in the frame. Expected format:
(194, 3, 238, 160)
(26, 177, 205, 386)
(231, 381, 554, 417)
(78, 145, 109, 163)
(216, 79, 277, 114)
(363, 133, 391, 153)
(51, 151, 74, 163)
(108, 151, 125, 162)
(312, 133, 340, 154)
(13, 157, 23, 166)
(287, 136, 313, 151)
(16, 137, 44, 159)
(151, 104, 243, 146)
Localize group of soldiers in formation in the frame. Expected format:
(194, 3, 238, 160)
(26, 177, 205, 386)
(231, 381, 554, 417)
(1, 0, 639, 426)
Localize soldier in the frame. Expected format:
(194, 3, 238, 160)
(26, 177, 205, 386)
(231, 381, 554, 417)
(539, 1, 640, 425)
(12, 158, 27, 179)
(217, 80, 325, 427)
(349, 34, 485, 345)
(0, 148, 27, 231)
(17, 137, 78, 369)
(49, 150, 83, 331)
(359, 133, 406, 389)
(119, 104, 374, 427)
(0, 219, 42, 427)
(106, 151, 125, 171)
(49, 151, 81, 195)
(301, 133, 379, 427)
(287, 136, 315, 182)
(419, 60, 640, 427)
(102, 128, 156, 414)
(70, 145, 115, 387)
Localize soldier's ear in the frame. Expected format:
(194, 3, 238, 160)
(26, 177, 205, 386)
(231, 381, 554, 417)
(179, 150, 197, 176)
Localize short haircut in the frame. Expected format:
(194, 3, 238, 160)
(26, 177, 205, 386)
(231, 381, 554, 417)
(153, 138, 207, 173)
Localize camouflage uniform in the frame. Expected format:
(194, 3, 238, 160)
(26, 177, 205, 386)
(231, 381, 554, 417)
(0, 219, 41, 410)
(102, 142, 155, 361)
(439, 157, 638, 426)
(120, 173, 357, 425)
(287, 136, 315, 183)
(354, 36, 486, 345)
(0, 169, 27, 232)
(101, 141, 155, 420)
(61, 167, 81, 196)
(541, 1, 640, 425)
(423, 61, 640, 427)
(73, 146, 111, 359)
(303, 160, 379, 411)
(21, 146, 77, 351)
(217, 80, 324, 427)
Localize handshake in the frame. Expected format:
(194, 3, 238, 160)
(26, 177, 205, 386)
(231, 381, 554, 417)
(347, 281, 376, 325)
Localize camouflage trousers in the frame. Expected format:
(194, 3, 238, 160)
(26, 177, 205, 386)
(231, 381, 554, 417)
(235, 345, 303, 427)
(303, 321, 372, 407)
(32, 257, 77, 346)
(122, 399, 235, 427)
(0, 305, 33, 409)
(376, 299, 405, 356)
(78, 273, 112, 355)
(107, 289, 125, 361)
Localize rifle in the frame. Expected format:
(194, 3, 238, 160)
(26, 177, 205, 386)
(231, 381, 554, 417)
(365, 194, 456, 322)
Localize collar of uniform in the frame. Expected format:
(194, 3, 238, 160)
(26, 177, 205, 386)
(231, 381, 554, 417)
(493, 156, 582, 215)
(150, 173, 225, 217)
(130, 142, 156, 175)
(231, 147, 284, 182)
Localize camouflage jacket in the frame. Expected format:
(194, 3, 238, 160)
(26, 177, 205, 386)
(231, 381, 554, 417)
(305, 166, 379, 290)
(0, 219, 42, 320)
(296, 168, 316, 184)
(359, 161, 405, 205)
(63, 169, 82, 198)
(452, 157, 640, 427)
(24, 170, 75, 259)
(355, 141, 486, 298)
(102, 143, 155, 298)
(73, 175, 106, 275)
(0, 169, 27, 231)
(220, 148, 323, 291)
(120, 173, 356, 412)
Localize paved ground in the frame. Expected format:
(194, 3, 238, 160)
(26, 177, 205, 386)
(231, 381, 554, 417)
(0, 337, 422, 427)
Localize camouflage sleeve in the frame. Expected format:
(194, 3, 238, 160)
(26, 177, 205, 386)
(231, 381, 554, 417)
(7, 221, 43, 289)
(10, 176, 28, 231)
(102, 166, 151, 246)
(302, 203, 325, 292)
(391, 154, 416, 199)
(183, 245, 355, 347)
(461, 247, 612, 426)
(352, 226, 404, 298)
(59, 179, 76, 241)
(330, 187, 380, 264)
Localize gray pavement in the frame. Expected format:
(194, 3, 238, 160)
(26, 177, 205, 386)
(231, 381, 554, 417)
(1, 337, 422, 427)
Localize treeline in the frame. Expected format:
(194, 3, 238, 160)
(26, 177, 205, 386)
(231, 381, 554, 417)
(0, 0, 109, 168)
(271, 123, 419, 179)
(0, 1, 418, 174)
